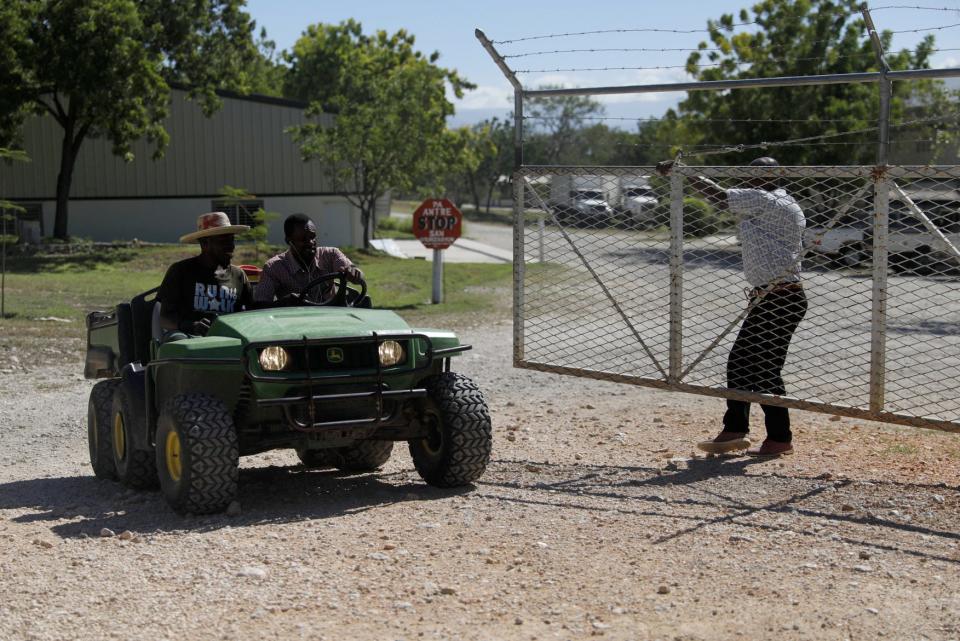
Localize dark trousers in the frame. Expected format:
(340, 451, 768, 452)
(723, 286, 808, 442)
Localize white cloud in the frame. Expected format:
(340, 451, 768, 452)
(935, 55, 960, 69)
(450, 67, 696, 124)
(518, 67, 693, 104)
(454, 84, 514, 110)
(453, 65, 697, 113)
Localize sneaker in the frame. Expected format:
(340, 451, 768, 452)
(746, 439, 794, 458)
(697, 431, 751, 454)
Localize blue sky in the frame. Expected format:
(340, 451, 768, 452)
(244, 0, 960, 125)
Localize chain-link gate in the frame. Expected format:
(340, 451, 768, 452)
(514, 165, 960, 433)
(476, 3, 960, 434)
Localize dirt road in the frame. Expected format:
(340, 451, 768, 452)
(1, 320, 958, 640)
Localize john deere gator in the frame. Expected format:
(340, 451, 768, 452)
(83, 273, 492, 514)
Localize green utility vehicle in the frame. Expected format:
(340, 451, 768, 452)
(84, 273, 492, 514)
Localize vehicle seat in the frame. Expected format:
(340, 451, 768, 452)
(151, 302, 163, 343)
(130, 288, 158, 364)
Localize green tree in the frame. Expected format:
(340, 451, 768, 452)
(438, 126, 484, 211)
(0, 5, 34, 148)
(473, 118, 515, 213)
(245, 27, 286, 97)
(524, 89, 606, 164)
(677, 0, 940, 165)
(286, 21, 473, 248)
(0, 0, 258, 239)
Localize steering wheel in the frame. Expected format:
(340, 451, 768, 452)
(298, 272, 368, 307)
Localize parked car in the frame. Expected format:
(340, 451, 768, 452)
(619, 181, 661, 227)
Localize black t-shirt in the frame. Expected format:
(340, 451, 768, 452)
(158, 256, 252, 332)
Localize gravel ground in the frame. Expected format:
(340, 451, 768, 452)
(1, 320, 958, 641)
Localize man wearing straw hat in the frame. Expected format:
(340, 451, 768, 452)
(157, 212, 254, 342)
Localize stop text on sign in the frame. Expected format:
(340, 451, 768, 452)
(413, 198, 462, 250)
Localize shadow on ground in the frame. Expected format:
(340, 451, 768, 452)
(0, 464, 470, 538)
(477, 457, 960, 564)
(2, 457, 957, 566)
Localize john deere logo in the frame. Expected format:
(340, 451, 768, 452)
(326, 347, 344, 363)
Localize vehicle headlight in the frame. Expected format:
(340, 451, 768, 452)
(259, 346, 290, 371)
(378, 340, 405, 367)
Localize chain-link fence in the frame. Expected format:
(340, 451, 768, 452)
(514, 164, 960, 433)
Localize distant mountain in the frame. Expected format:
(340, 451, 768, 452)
(447, 107, 512, 128)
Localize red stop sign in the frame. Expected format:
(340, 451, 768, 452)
(413, 198, 462, 250)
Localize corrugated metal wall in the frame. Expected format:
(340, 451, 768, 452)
(3, 89, 337, 199)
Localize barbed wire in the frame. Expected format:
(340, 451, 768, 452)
(492, 22, 761, 45)
(504, 47, 725, 59)
(496, 19, 960, 49)
(505, 45, 960, 60)
(502, 36, 861, 57)
(676, 138, 940, 158)
(607, 139, 937, 151)
(524, 115, 880, 123)
(513, 51, 895, 74)
(523, 112, 958, 128)
(570, 113, 960, 157)
(870, 4, 960, 11)
(889, 21, 960, 33)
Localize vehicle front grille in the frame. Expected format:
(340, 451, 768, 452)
(279, 340, 409, 373)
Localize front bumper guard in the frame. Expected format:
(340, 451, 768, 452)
(241, 332, 470, 432)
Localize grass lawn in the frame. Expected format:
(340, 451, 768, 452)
(0, 243, 512, 354)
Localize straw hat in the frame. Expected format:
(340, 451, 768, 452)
(180, 212, 250, 243)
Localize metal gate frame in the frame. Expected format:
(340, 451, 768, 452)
(513, 164, 960, 434)
(479, 5, 960, 433)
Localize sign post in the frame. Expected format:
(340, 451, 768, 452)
(413, 198, 463, 304)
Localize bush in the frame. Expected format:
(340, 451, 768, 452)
(376, 216, 413, 234)
(682, 196, 728, 238)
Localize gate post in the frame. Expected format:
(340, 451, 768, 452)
(513, 172, 526, 366)
(668, 170, 684, 383)
(869, 170, 889, 414)
(867, 6, 892, 414)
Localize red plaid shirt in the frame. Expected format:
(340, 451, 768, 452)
(254, 247, 356, 303)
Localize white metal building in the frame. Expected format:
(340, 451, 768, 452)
(1, 87, 386, 247)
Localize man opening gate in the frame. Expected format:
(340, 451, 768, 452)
(514, 164, 960, 433)
(478, 5, 960, 434)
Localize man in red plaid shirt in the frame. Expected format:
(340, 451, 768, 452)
(254, 213, 364, 304)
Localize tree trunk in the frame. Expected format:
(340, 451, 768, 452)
(467, 175, 482, 218)
(361, 202, 373, 249)
(53, 120, 80, 240)
(484, 181, 497, 214)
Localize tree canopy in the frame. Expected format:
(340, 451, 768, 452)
(0, 0, 259, 239)
(675, 0, 940, 165)
(506, 1, 951, 168)
(286, 20, 474, 248)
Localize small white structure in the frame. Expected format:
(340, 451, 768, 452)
(2, 88, 387, 247)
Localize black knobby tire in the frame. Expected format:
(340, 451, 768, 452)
(295, 447, 336, 469)
(329, 440, 394, 472)
(88, 380, 120, 479)
(409, 373, 492, 487)
(156, 394, 239, 514)
(111, 386, 159, 490)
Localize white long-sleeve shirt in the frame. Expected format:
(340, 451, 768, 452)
(727, 187, 806, 288)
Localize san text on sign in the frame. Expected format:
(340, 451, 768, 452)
(413, 198, 462, 250)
